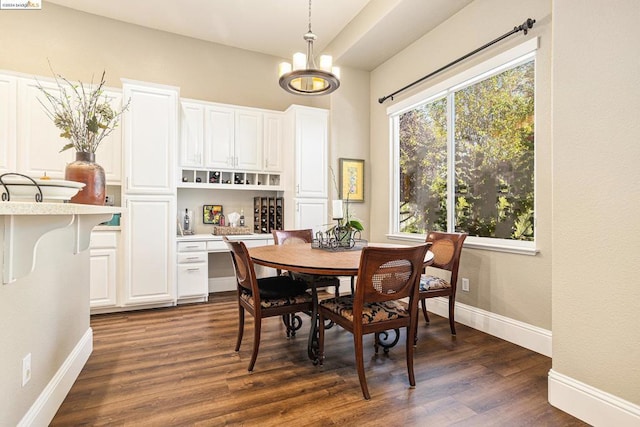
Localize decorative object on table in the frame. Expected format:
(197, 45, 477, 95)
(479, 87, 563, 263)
(36, 66, 129, 205)
(212, 226, 252, 236)
(339, 158, 364, 202)
(0, 172, 85, 202)
(203, 204, 223, 224)
(277, 0, 340, 96)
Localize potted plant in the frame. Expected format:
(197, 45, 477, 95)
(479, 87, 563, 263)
(36, 68, 129, 205)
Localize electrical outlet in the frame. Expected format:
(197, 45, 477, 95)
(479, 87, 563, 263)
(461, 278, 470, 292)
(22, 353, 31, 386)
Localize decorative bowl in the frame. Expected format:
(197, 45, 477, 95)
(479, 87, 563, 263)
(0, 176, 86, 202)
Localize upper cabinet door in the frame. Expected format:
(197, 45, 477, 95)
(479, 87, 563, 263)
(295, 107, 328, 198)
(235, 109, 263, 171)
(0, 74, 16, 175)
(122, 81, 178, 194)
(95, 89, 123, 184)
(263, 112, 283, 172)
(180, 100, 204, 168)
(16, 78, 73, 179)
(204, 105, 235, 169)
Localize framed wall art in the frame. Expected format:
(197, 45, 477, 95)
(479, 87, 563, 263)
(203, 205, 223, 224)
(339, 158, 364, 202)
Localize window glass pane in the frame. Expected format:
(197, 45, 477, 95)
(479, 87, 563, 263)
(454, 60, 535, 240)
(398, 97, 448, 234)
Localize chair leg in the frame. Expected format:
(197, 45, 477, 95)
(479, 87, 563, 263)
(354, 333, 370, 400)
(421, 299, 430, 324)
(406, 325, 416, 388)
(248, 317, 262, 372)
(448, 296, 457, 336)
(235, 305, 245, 352)
(318, 311, 325, 366)
(350, 276, 355, 295)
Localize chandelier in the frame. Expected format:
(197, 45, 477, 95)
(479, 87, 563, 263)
(278, 0, 340, 96)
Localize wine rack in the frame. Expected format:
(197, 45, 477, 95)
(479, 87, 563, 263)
(253, 196, 283, 234)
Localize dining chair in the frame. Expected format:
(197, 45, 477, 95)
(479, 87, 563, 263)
(224, 236, 313, 372)
(317, 243, 430, 400)
(418, 231, 467, 335)
(272, 229, 342, 298)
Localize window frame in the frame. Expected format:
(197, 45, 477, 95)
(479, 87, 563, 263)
(386, 38, 539, 255)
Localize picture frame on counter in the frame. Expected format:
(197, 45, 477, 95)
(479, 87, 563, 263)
(203, 205, 223, 224)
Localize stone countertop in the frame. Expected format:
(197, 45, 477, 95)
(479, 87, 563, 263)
(177, 233, 273, 241)
(0, 202, 122, 215)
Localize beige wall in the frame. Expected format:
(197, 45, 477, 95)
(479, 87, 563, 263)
(0, 226, 91, 425)
(0, 1, 327, 112)
(551, 0, 640, 405)
(369, 0, 553, 329)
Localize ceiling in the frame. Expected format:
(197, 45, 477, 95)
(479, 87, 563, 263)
(45, 0, 472, 71)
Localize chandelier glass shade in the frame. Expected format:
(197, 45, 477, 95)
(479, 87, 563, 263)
(278, 1, 340, 96)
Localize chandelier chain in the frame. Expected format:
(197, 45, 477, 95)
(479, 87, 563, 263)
(308, 0, 312, 33)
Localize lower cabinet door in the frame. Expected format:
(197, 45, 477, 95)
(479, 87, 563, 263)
(177, 262, 208, 299)
(89, 248, 117, 308)
(122, 196, 176, 306)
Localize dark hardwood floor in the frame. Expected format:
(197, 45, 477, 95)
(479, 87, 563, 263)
(52, 292, 586, 426)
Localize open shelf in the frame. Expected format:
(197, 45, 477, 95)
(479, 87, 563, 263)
(178, 169, 282, 191)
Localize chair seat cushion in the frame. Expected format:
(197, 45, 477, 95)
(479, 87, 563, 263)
(420, 275, 451, 291)
(240, 290, 312, 309)
(290, 272, 340, 288)
(240, 275, 312, 309)
(257, 275, 308, 298)
(320, 296, 409, 324)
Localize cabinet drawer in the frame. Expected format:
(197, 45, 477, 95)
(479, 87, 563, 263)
(177, 241, 207, 252)
(206, 240, 227, 252)
(90, 231, 118, 249)
(177, 252, 207, 264)
(177, 263, 208, 298)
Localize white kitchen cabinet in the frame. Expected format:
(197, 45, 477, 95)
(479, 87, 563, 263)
(176, 240, 208, 302)
(89, 230, 119, 309)
(294, 198, 329, 235)
(263, 112, 283, 172)
(235, 109, 263, 170)
(16, 78, 73, 179)
(180, 100, 205, 168)
(293, 106, 328, 198)
(204, 105, 263, 171)
(94, 89, 123, 184)
(0, 74, 16, 174)
(122, 80, 178, 194)
(122, 195, 176, 306)
(204, 104, 235, 169)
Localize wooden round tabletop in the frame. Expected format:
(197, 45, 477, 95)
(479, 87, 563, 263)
(248, 243, 433, 276)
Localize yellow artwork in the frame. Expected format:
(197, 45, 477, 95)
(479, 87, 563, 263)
(339, 158, 364, 202)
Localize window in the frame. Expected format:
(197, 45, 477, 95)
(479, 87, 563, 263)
(389, 39, 537, 252)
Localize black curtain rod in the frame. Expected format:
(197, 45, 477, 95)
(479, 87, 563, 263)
(378, 18, 536, 104)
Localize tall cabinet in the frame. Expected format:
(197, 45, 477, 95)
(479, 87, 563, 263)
(121, 80, 178, 307)
(285, 105, 329, 233)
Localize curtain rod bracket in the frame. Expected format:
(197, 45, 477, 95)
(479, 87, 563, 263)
(378, 17, 536, 104)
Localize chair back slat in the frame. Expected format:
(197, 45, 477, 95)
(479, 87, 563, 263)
(356, 245, 429, 304)
(224, 237, 258, 295)
(272, 229, 313, 245)
(426, 231, 467, 272)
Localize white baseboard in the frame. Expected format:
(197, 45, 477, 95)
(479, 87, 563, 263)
(18, 328, 93, 427)
(549, 369, 640, 426)
(425, 297, 552, 357)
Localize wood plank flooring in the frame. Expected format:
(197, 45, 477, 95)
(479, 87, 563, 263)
(52, 292, 586, 426)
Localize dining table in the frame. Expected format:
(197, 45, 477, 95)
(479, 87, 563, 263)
(248, 242, 434, 363)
